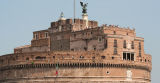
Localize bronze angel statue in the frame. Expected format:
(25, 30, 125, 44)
(80, 1, 88, 14)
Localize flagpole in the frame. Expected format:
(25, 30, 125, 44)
(73, 0, 76, 24)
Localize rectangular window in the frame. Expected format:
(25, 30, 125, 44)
(53, 56, 55, 59)
(123, 52, 135, 61)
(71, 49, 74, 51)
(114, 39, 117, 47)
(139, 51, 141, 57)
(45, 32, 49, 38)
(127, 53, 130, 60)
(139, 42, 141, 50)
(123, 53, 126, 60)
(114, 47, 117, 55)
(33, 34, 35, 39)
(131, 41, 134, 49)
(123, 40, 126, 48)
(34, 34, 38, 40)
(139, 42, 141, 57)
(104, 40, 108, 48)
(40, 34, 42, 39)
(131, 53, 134, 61)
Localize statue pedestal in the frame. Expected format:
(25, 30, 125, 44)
(82, 14, 88, 28)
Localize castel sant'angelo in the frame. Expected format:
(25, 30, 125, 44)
(0, 1, 152, 83)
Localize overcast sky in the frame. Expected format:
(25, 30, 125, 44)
(0, 0, 159, 82)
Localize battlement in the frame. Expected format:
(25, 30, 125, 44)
(50, 19, 98, 33)
(32, 30, 49, 40)
(101, 24, 135, 37)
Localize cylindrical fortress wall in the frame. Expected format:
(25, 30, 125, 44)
(0, 65, 150, 83)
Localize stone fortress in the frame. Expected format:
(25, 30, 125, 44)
(0, 1, 152, 83)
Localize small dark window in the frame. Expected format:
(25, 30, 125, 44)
(80, 56, 84, 59)
(45, 32, 48, 38)
(40, 34, 42, 38)
(139, 51, 141, 57)
(106, 71, 110, 74)
(84, 47, 87, 51)
(139, 42, 141, 57)
(91, 32, 93, 34)
(127, 53, 130, 60)
(123, 53, 126, 60)
(114, 31, 116, 34)
(53, 56, 55, 59)
(131, 53, 134, 61)
(12, 58, 15, 61)
(112, 56, 114, 60)
(145, 59, 147, 62)
(123, 40, 126, 48)
(139, 42, 141, 50)
(36, 56, 46, 60)
(92, 56, 95, 59)
(71, 49, 74, 51)
(114, 39, 117, 47)
(113, 48, 117, 55)
(127, 33, 128, 35)
(131, 41, 134, 49)
(104, 40, 108, 48)
(98, 36, 103, 42)
(74, 34, 76, 37)
(101, 56, 106, 59)
(26, 57, 29, 61)
(35, 34, 38, 40)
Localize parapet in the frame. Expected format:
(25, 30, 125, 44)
(51, 19, 73, 28)
(102, 24, 136, 37)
